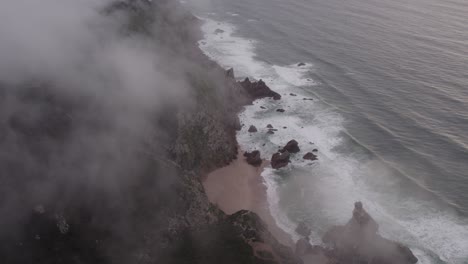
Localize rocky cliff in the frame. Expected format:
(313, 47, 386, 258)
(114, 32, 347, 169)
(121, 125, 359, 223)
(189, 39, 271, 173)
(0, 1, 298, 263)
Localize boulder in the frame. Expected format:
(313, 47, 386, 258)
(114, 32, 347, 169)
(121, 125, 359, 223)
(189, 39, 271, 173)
(243, 150, 262, 167)
(248, 125, 257, 133)
(322, 202, 418, 264)
(239, 78, 281, 101)
(295, 222, 312, 237)
(290, 93, 297, 96)
(267, 124, 273, 128)
(298, 62, 306, 67)
(271, 151, 290, 169)
(276, 109, 285, 113)
(281, 140, 300, 153)
(303, 152, 317, 161)
(214, 28, 224, 34)
(312, 149, 318, 152)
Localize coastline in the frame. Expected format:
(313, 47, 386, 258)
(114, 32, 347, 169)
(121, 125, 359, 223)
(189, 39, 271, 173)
(202, 149, 295, 248)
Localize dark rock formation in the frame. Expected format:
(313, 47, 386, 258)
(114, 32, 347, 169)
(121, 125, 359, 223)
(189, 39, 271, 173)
(267, 128, 278, 135)
(281, 140, 300, 153)
(290, 93, 297, 96)
(271, 151, 290, 169)
(298, 63, 306, 67)
(226, 68, 235, 79)
(248, 125, 258, 133)
(312, 149, 318, 152)
(276, 108, 285, 112)
(303, 152, 317, 161)
(322, 202, 418, 264)
(239, 78, 281, 101)
(295, 222, 312, 237)
(214, 28, 225, 34)
(244, 150, 262, 167)
(267, 124, 273, 128)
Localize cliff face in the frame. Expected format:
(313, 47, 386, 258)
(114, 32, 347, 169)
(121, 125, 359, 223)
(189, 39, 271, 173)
(0, 1, 298, 263)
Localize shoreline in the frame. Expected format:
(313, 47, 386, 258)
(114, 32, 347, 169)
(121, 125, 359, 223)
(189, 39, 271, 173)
(202, 149, 295, 248)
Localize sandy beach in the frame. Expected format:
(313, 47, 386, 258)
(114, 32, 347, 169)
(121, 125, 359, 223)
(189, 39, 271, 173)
(202, 150, 295, 248)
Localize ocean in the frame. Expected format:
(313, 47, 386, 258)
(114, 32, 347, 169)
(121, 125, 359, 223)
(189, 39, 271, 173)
(186, 0, 468, 263)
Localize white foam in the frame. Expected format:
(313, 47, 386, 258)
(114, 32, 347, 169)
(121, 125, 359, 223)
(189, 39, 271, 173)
(199, 17, 468, 263)
(273, 64, 315, 87)
(262, 168, 301, 242)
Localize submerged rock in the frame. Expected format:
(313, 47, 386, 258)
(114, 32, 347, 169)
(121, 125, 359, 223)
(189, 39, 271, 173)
(243, 150, 262, 167)
(248, 125, 257, 133)
(303, 152, 317, 161)
(214, 28, 224, 34)
(271, 151, 290, 169)
(281, 140, 300, 153)
(322, 202, 418, 264)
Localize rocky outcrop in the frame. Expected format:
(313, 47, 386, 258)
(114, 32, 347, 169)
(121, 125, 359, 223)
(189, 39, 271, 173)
(248, 125, 258, 133)
(271, 151, 291, 169)
(226, 68, 235, 79)
(281, 140, 300, 153)
(295, 222, 312, 237)
(244, 150, 262, 167)
(239, 78, 281, 101)
(303, 152, 317, 161)
(321, 202, 418, 264)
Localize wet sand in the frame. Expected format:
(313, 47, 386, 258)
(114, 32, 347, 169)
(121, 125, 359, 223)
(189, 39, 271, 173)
(202, 150, 294, 248)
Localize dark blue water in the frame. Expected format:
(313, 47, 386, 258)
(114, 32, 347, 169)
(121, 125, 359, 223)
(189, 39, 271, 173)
(187, 0, 468, 262)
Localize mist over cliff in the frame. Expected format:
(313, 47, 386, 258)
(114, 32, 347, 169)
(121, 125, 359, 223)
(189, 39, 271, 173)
(1, 0, 186, 223)
(0, 1, 254, 263)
